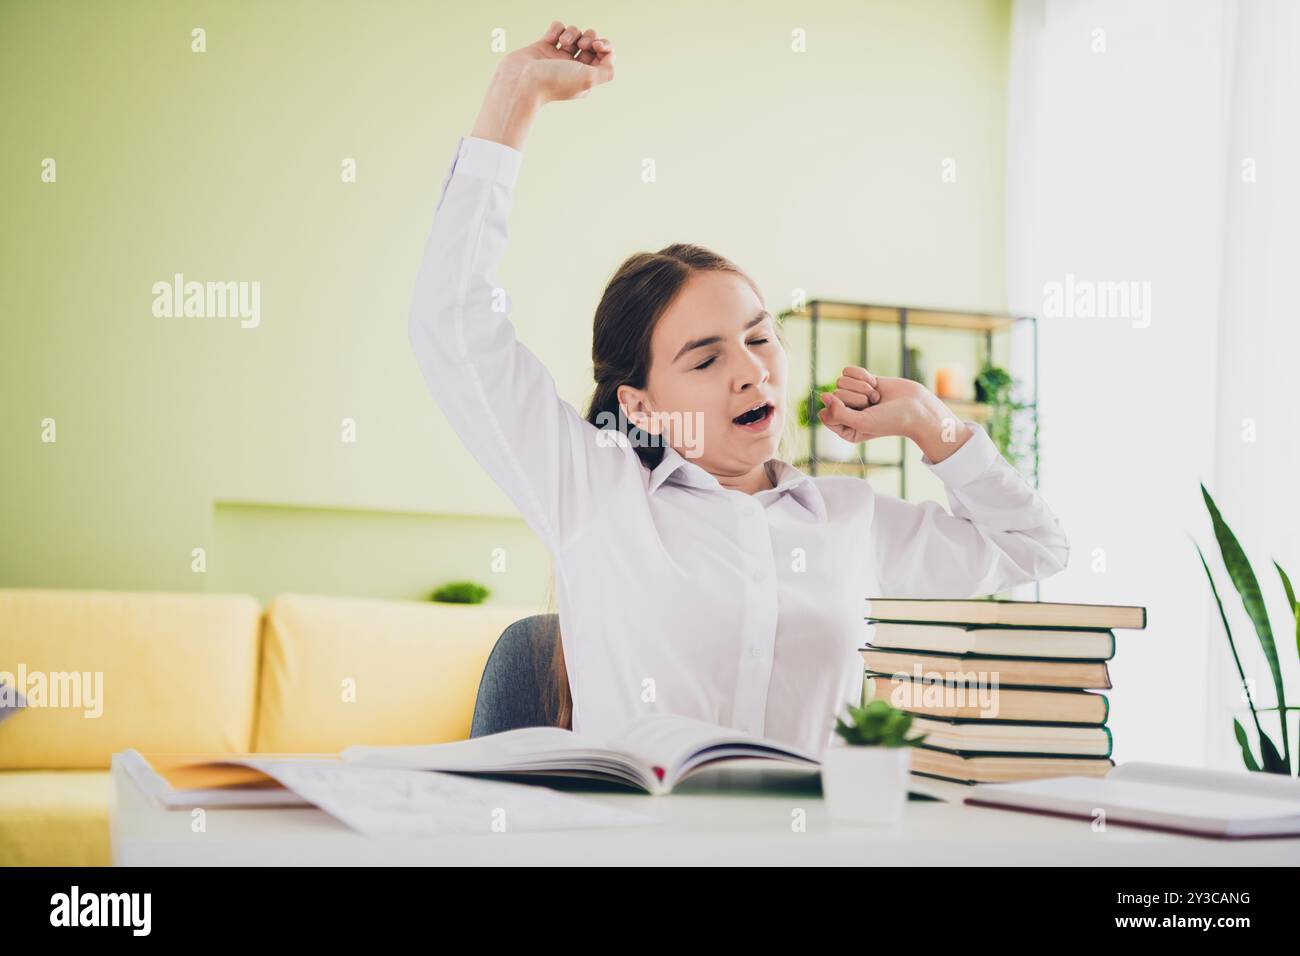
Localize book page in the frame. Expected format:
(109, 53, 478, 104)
(340, 726, 606, 771)
(242, 758, 659, 837)
(608, 713, 816, 773)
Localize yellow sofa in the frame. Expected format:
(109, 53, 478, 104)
(0, 589, 535, 866)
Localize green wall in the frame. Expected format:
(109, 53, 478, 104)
(0, 0, 1011, 602)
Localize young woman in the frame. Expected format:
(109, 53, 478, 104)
(408, 21, 1070, 757)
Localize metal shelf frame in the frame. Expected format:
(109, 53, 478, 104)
(780, 299, 1043, 600)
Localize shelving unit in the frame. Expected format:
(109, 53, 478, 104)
(777, 299, 1040, 496)
(780, 300, 1043, 601)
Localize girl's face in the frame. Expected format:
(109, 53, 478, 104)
(618, 271, 787, 478)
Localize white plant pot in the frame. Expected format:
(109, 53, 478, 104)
(816, 429, 861, 463)
(820, 744, 912, 826)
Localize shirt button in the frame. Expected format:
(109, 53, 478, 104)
(751, 567, 766, 583)
(750, 646, 764, 659)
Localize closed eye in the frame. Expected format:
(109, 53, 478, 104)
(693, 339, 770, 371)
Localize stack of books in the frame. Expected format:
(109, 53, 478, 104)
(860, 598, 1147, 786)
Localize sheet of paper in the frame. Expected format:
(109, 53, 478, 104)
(340, 725, 602, 770)
(242, 759, 660, 838)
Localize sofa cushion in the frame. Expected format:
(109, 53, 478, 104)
(0, 589, 261, 769)
(253, 594, 534, 752)
(0, 770, 111, 866)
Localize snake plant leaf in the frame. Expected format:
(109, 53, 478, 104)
(1194, 539, 1267, 741)
(1276, 561, 1300, 663)
(1258, 728, 1288, 774)
(1276, 561, 1297, 612)
(1202, 483, 1290, 767)
(1230, 716, 1284, 775)
(1233, 719, 1261, 772)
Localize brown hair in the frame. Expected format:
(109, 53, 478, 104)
(541, 243, 789, 730)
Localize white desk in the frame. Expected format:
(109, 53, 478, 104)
(108, 753, 1300, 866)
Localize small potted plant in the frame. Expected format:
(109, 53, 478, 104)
(798, 381, 860, 463)
(428, 581, 490, 604)
(974, 363, 1032, 471)
(822, 699, 927, 825)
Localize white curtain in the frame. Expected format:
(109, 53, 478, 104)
(1006, 0, 1300, 769)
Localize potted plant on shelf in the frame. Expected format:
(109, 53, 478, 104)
(428, 581, 490, 604)
(822, 699, 928, 825)
(974, 362, 1034, 472)
(799, 381, 861, 463)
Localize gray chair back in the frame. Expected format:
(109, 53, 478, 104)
(469, 613, 563, 737)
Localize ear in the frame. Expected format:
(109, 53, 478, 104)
(616, 384, 661, 435)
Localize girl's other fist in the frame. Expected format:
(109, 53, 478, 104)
(501, 21, 616, 103)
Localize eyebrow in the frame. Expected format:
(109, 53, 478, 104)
(673, 311, 773, 363)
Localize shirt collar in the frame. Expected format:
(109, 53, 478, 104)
(646, 446, 828, 521)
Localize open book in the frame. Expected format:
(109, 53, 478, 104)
(117, 749, 659, 836)
(341, 713, 821, 796)
(965, 761, 1300, 838)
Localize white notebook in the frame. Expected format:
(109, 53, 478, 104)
(964, 761, 1300, 838)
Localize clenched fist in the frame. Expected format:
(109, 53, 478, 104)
(499, 21, 616, 104)
(471, 22, 616, 150)
(817, 366, 971, 462)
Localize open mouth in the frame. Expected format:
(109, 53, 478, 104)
(732, 402, 775, 430)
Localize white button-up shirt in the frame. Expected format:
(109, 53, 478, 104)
(408, 134, 1071, 758)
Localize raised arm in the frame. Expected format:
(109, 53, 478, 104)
(818, 367, 1070, 598)
(467, 21, 615, 150)
(868, 419, 1070, 598)
(407, 22, 621, 555)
